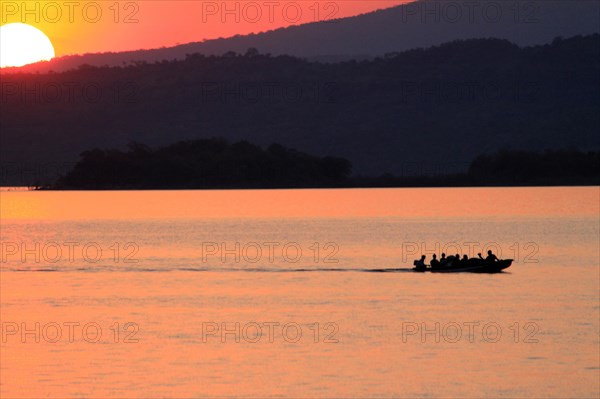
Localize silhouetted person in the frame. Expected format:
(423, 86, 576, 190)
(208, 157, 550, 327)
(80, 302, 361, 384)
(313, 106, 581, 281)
(461, 254, 469, 265)
(430, 254, 440, 269)
(414, 255, 427, 270)
(486, 250, 498, 262)
(478, 250, 498, 262)
(440, 253, 448, 267)
(454, 253, 461, 266)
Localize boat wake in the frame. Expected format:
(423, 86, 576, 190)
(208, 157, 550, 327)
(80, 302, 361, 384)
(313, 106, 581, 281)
(6, 266, 417, 273)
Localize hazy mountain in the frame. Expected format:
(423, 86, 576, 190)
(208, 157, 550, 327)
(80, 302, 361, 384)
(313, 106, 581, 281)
(8, 0, 600, 73)
(1, 35, 598, 185)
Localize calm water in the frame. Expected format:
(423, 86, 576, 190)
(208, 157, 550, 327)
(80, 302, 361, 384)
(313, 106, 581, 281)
(1, 187, 598, 398)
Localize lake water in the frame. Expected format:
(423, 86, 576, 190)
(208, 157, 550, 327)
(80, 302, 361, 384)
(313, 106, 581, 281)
(1, 187, 598, 398)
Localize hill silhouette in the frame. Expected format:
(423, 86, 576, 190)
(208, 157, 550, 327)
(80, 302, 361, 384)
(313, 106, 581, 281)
(5, 0, 599, 73)
(1, 35, 599, 186)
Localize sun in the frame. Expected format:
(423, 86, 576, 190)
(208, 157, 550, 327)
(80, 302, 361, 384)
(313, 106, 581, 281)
(0, 23, 55, 68)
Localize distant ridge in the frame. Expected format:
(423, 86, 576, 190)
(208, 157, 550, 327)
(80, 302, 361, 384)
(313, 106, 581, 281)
(1, 35, 598, 185)
(5, 0, 599, 73)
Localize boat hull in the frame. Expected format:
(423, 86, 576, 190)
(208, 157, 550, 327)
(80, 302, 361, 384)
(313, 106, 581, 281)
(414, 259, 513, 273)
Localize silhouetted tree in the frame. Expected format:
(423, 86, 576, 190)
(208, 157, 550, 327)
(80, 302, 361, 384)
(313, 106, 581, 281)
(55, 139, 353, 189)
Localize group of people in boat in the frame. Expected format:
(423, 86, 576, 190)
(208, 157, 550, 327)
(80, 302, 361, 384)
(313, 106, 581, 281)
(414, 250, 498, 270)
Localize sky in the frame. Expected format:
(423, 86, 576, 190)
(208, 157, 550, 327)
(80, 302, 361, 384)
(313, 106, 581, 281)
(0, 1, 406, 57)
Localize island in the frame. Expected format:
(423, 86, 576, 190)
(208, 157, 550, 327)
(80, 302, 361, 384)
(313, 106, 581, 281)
(45, 139, 599, 189)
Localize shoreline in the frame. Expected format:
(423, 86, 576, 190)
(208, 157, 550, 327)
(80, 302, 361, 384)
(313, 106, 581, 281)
(1, 182, 598, 191)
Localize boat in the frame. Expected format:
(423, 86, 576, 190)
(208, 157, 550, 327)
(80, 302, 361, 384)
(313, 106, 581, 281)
(413, 259, 513, 273)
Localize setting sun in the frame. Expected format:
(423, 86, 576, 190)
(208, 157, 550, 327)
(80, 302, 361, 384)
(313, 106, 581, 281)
(0, 23, 55, 68)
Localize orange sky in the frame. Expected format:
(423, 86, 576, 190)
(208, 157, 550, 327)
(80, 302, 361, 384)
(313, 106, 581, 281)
(1, 1, 406, 57)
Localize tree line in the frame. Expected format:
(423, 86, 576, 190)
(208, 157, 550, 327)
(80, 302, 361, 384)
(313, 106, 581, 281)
(49, 140, 598, 189)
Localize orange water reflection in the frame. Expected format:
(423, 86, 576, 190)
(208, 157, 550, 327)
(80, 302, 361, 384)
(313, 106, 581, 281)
(1, 187, 598, 220)
(1, 187, 599, 398)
